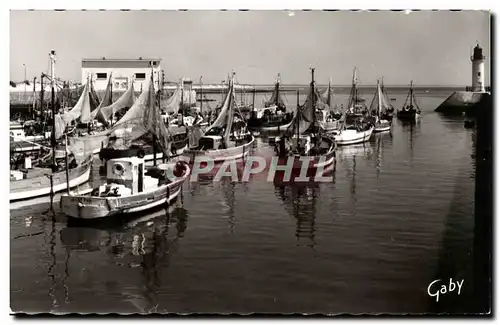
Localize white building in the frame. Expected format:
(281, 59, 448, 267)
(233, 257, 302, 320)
(81, 57, 162, 92)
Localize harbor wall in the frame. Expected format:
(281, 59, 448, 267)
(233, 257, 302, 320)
(434, 91, 487, 115)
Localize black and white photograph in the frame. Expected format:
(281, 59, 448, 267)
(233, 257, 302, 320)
(6, 5, 493, 316)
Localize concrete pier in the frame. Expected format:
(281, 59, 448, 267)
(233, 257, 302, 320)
(434, 91, 488, 116)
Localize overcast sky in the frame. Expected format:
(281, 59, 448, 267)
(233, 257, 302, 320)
(10, 10, 490, 86)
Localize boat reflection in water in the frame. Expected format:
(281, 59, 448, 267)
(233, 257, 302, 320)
(59, 199, 189, 313)
(273, 166, 335, 248)
(372, 131, 392, 178)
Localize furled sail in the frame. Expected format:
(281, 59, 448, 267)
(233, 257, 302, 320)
(89, 76, 113, 121)
(94, 82, 135, 126)
(89, 79, 101, 112)
(369, 81, 391, 116)
(205, 79, 234, 132)
(62, 78, 93, 125)
(265, 78, 285, 108)
(321, 81, 334, 109)
(163, 83, 182, 115)
(287, 90, 316, 135)
(68, 75, 174, 161)
(380, 78, 394, 110)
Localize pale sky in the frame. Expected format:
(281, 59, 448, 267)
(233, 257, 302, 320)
(10, 10, 490, 86)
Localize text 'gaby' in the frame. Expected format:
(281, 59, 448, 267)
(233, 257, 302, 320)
(427, 278, 464, 302)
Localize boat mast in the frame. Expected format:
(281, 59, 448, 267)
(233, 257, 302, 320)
(49, 50, 57, 172)
(252, 88, 256, 113)
(64, 133, 70, 194)
(275, 73, 280, 107)
(180, 78, 184, 125)
(110, 74, 113, 104)
(410, 80, 413, 108)
(151, 69, 157, 166)
(296, 89, 300, 141)
(353, 68, 357, 108)
(327, 79, 331, 108)
(40, 73, 45, 126)
(200, 76, 203, 115)
(310, 68, 316, 136)
(377, 79, 382, 118)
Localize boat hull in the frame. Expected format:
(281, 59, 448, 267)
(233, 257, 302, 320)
(332, 128, 374, 146)
(373, 120, 391, 133)
(397, 111, 420, 120)
(374, 125, 391, 132)
(258, 120, 293, 132)
(273, 137, 336, 179)
(183, 136, 254, 163)
(9, 157, 93, 202)
(60, 165, 190, 220)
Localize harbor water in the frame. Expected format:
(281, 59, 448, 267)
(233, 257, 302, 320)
(10, 89, 476, 314)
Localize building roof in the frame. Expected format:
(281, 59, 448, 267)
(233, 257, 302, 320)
(82, 57, 162, 62)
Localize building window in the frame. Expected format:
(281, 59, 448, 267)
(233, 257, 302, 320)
(96, 73, 107, 79)
(478, 72, 481, 77)
(135, 73, 146, 80)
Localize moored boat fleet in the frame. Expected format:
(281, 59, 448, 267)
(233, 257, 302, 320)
(10, 51, 423, 221)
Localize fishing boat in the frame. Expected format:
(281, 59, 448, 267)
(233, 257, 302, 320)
(183, 76, 254, 163)
(397, 81, 421, 120)
(313, 79, 342, 132)
(60, 73, 191, 220)
(273, 69, 336, 177)
(247, 73, 294, 132)
(10, 153, 93, 202)
(60, 156, 190, 219)
(331, 111, 374, 146)
(346, 68, 368, 118)
(368, 79, 392, 132)
(10, 51, 93, 202)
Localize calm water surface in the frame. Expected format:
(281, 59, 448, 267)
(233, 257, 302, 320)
(10, 90, 476, 314)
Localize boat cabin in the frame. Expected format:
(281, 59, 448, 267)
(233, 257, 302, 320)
(100, 157, 147, 197)
(196, 135, 224, 150)
(315, 110, 339, 123)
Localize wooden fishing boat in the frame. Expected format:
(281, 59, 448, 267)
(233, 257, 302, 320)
(331, 115, 374, 146)
(60, 157, 190, 219)
(369, 79, 392, 133)
(273, 69, 337, 178)
(61, 72, 191, 220)
(10, 154, 92, 202)
(183, 77, 255, 163)
(10, 51, 94, 202)
(397, 81, 421, 120)
(248, 74, 294, 131)
(316, 109, 341, 132)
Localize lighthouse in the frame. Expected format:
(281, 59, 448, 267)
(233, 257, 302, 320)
(435, 42, 490, 115)
(471, 44, 486, 92)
